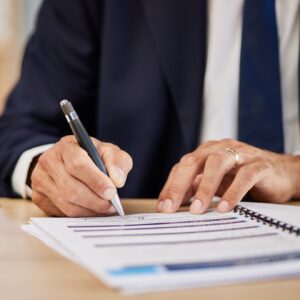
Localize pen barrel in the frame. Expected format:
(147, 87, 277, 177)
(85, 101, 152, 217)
(69, 118, 108, 175)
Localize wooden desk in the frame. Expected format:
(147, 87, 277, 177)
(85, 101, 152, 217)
(1, 198, 300, 300)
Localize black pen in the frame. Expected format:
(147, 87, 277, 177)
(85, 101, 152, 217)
(60, 99, 125, 217)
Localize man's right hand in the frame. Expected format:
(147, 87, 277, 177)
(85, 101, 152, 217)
(30, 136, 133, 217)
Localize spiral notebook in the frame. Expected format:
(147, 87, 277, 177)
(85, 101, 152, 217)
(22, 201, 300, 294)
(233, 204, 300, 236)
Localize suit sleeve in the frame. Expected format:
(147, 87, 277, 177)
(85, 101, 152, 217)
(0, 0, 101, 197)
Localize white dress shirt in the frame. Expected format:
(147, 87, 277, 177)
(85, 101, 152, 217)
(201, 0, 300, 153)
(12, 0, 300, 198)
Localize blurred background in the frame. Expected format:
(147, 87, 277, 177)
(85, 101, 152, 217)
(0, 0, 42, 113)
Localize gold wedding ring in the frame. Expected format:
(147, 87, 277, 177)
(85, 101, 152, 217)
(224, 148, 240, 167)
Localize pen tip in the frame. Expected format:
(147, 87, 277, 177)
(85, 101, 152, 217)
(119, 208, 126, 218)
(112, 194, 126, 218)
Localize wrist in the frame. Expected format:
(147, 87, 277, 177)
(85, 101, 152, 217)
(26, 154, 41, 188)
(287, 154, 300, 199)
(11, 144, 54, 198)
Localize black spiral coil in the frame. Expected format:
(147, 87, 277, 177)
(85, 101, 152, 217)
(233, 205, 300, 236)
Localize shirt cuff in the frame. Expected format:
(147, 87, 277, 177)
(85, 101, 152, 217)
(11, 144, 54, 199)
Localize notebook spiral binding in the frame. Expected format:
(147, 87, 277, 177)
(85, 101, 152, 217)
(233, 205, 300, 236)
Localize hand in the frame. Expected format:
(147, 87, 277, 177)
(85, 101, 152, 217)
(31, 136, 133, 217)
(157, 139, 300, 214)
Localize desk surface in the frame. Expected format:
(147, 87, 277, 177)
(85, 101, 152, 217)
(1, 198, 300, 300)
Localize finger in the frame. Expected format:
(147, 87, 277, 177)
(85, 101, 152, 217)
(190, 149, 244, 214)
(179, 174, 203, 207)
(217, 161, 267, 212)
(32, 190, 65, 217)
(38, 147, 116, 215)
(158, 153, 203, 213)
(37, 174, 112, 217)
(59, 175, 115, 215)
(215, 173, 235, 196)
(181, 186, 195, 206)
(59, 200, 111, 217)
(180, 174, 203, 206)
(32, 189, 103, 218)
(192, 174, 203, 192)
(50, 158, 115, 215)
(98, 142, 133, 188)
(60, 143, 117, 201)
(157, 140, 240, 213)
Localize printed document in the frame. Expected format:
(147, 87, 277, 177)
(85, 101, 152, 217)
(22, 204, 300, 294)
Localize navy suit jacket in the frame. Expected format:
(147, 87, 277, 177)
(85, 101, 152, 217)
(2, 1, 297, 198)
(0, 0, 207, 198)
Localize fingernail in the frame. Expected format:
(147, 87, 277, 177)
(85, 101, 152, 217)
(190, 199, 202, 214)
(218, 200, 229, 212)
(103, 188, 116, 200)
(163, 199, 173, 213)
(157, 201, 164, 212)
(108, 205, 117, 214)
(111, 167, 127, 186)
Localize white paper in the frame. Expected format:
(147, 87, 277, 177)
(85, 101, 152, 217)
(22, 203, 300, 294)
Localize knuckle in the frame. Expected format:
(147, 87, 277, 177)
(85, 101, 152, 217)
(59, 135, 74, 146)
(158, 189, 166, 200)
(37, 153, 49, 169)
(200, 140, 216, 148)
(67, 156, 87, 173)
(32, 191, 42, 204)
(64, 206, 81, 217)
(261, 159, 273, 171)
(121, 151, 133, 170)
(197, 185, 213, 199)
(38, 147, 57, 169)
(221, 138, 237, 146)
(251, 162, 270, 179)
(90, 137, 101, 144)
(66, 189, 82, 204)
(207, 151, 226, 166)
(31, 174, 40, 190)
(102, 142, 120, 151)
(242, 167, 257, 182)
(115, 150, 133, 171)
(55, 195, 64, 206)
(221, 138, 233, 143)
(170, 163, 179, 174)
(101, 146, 120, 162)
(252, 164, 263, 175)
(73, 157, 85, 169)
(224, 188, 239, 202)
(237, 141, 248, 148)
(127, 155, 133, 170)
(90, 180, 106, 195)
(165, 185, 184, 199)
(179, 153, 198, 166)
(98, 200, 111, 212)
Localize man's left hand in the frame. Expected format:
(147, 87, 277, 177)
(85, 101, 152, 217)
(157, 139, 300, 214)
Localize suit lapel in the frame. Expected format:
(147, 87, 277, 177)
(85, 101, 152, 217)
(141, 0, 207, 150)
